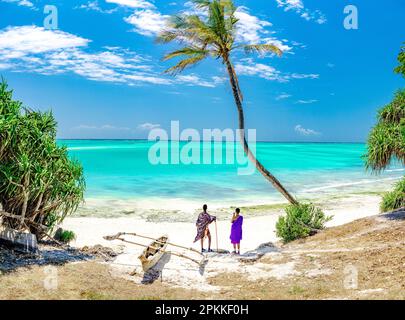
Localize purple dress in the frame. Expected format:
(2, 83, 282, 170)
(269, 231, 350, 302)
(230, 215, 243, 244)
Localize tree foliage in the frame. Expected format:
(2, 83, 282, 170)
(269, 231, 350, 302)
(364, 89, 405, 172)
(157, 0, 282, 76)
(394, 44, 405, 77)
(0, 80, 85, 238)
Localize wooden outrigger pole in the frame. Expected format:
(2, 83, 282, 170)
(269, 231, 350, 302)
(104, 233, 205, 266)
(105, 232, 203, 256)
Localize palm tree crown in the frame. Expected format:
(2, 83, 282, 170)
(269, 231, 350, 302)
(157, 0, 281, 97)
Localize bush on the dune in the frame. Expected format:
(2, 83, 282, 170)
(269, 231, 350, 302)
(276, 203, 331, 243)
(380, 178, 405, 212)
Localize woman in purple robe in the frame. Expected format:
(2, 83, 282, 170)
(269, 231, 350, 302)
(230, 208, 243, 254)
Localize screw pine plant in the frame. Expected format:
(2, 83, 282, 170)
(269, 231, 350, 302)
(0, 80, 85, 238)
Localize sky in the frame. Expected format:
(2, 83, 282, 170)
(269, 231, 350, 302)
(0, 0, 404, 142)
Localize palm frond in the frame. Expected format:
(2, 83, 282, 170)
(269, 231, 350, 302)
(163, 47, 209, 61)
(192, 0, 211, 8)
(243, 44, 283, 57)
(163, 51, 208, 75)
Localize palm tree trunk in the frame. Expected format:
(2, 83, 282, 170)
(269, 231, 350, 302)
(224, 58, 298, 205)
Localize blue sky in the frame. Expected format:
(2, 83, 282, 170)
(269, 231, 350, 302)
(0, 0, 404, 141)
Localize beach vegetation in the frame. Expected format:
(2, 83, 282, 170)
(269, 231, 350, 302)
(276, 203, 331, 243)
(380, 178, 405, 212)
(364, 86, 405, 212)
(0, 80, 85, 239)
(54, 228, 77, 243)
(156, 0, 298, 205)
(364, 89, 405, 172)
(394, 43, 405, 77)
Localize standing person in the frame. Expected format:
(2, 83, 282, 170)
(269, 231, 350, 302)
(230, 208, 243, 255)
(194, 204, 216, 253)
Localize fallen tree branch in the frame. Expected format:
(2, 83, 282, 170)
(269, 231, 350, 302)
(0, 210, 48, 230)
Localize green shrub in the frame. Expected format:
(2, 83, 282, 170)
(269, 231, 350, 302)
(380, 178, 405, 212)
(276, 203, 331, 243)
(54, 228, 76, 243)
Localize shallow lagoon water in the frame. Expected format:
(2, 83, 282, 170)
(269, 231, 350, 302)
(61, 140, 404, 207)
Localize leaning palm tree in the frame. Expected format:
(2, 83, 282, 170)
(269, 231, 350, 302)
(157, 0, 298, 204)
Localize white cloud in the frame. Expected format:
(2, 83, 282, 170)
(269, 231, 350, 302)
(0, 25, 89, 58)
(276, 0, 327, 24)
(1, 0, 35, 8)
(125, 9, 169, 36)
(296, 99, 318, 104)
(234, 6, 272, 44)
(138, 122, 161, 130)
(105, 0, 154, 9)
(289, 73, 319, 80)
(176, 74, 218, 88)
(295, 125, 320, 136)
(72, 124, 131, 131)
(124, 74, 173, 85)
(277, 0, 304, 10)
(0, 25, 218, 88)
(235, 60, 319, 82)
(235, 62, 284, 82)
(76, 1, 118, 14)
(276, 93, 291, 100)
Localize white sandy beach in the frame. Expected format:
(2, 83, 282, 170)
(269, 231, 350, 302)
(62, 194, 382, 291)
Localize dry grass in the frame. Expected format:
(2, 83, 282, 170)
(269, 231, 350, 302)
(208, 211, 405, 300)
(0, 262, 209, 300)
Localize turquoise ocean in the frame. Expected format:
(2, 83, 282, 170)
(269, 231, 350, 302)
(61, 140, 404, 206)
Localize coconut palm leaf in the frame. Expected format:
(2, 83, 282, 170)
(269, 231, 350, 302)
(243, 44, 282, 56)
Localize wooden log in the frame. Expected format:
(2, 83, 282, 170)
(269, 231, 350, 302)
(0, 227, 38, 253)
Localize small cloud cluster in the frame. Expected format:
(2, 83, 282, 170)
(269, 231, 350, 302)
(276, 0, 327, 24)
(1, 0, 35, 9)
(296, 99, 318, 104)
(72, 122, 162, 132)
(235, 59, 319, 83)
(137, 122, 161, 130)
(276, 93, 291, 100)
(72, 124, 131, 131)
(295, 124, 320, 136)
(75, 1, 118, 14)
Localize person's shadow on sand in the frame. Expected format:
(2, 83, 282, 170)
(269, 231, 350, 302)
(141, 252, 171, 284)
